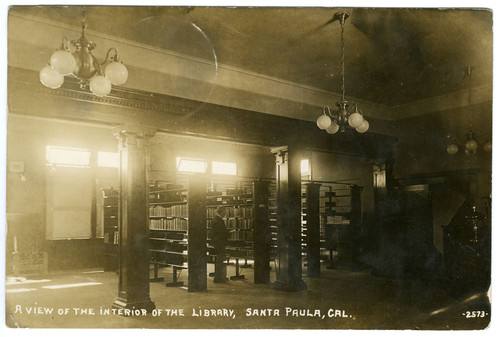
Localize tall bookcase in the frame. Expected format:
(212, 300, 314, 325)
(206, 178, 271, 283)
(148, 176, 207, 292)
(321, 182, 362, 269)
(303, 182, 321, 277)
(206, 179, 254, 280)
(268, 180, 278, 275)
(298, 181, 363, 272)
(98, 187, 119, 272)
(148, 181, 188, 285)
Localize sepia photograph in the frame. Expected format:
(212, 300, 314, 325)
(2, 1, 495, 332)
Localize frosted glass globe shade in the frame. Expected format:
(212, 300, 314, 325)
(465, 139, 478, 151)
(326, 122, 339, 134)
(483, 142, 492, 152)
(50, 50, 77, 75)
(89, 75, 112, 97)
(105, 61, 128, 85)
(348, 112, 363, 128)
(356, 120, 369, 133)
(316, 114, 332, 130)
(40, 65, 64, 89)
(446, 144, 459, 155)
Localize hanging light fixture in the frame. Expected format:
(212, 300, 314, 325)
(446, 67, 491, 156)
(316, 12, 369, 134)
(39, 10, 128, 97)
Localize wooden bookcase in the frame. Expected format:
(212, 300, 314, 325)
(303, 182, 321, 277)
(148, 181, 188, 285)
(321, 183, 362, 269)
(98, 187, 119, 272)
(252, 180, 271, 284)
(268, 181, 278, 274)
(298, 181, 363, 272)
(206, 178, 271, 283)
(206, 180, 254, 280)
(148, 176, 207, 292)
(301, 186, 308, 266)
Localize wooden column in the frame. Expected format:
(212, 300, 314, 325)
(271, 146, 307, 291)
(112, 125, 155, 313)
(305, 183, 321, 277)
(253, 179, 270, 284)
(187, 175, 207, 292)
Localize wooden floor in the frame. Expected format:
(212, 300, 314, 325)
(4, 262, 491, 330)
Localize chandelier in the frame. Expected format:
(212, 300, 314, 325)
(316, 12, 369, 134)
(39, 10, 128, 97)
(446, 67, 492, 156)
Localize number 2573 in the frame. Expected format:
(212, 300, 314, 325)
(463, 311, 488, 318)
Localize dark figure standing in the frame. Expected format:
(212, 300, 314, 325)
(212, 206, 229, 283)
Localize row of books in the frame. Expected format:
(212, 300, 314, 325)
(325, 215, 351, 225)
(226, 218, 253, 229)
(206, 206, 254, 218)
(149, 192, 186, 203)
(149, 218, 188, 231)
(229, 230, 253, 242)
(149, 205, 188, 218)
(227, 206, 253, 218)
(210, 199, 253, 206)
(206, 217, 253, 229)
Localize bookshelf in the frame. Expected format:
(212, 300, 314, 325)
(252, 180, 271, 284)
(98, 187, 119, 272)
(206, 178, 272, 283)
(149, 181, 188, 286)
(148, 176, 207, 292)
(297, 181, 363, 272)
(301, 186, 307, 265)
(303, 182, 321, 277)
(321, 182, 362, 269)
(206, 180, 254, 280)
(268, 181, 278, 275)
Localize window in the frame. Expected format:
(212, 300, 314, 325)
(212, 161, 237, 176)
(97, 152, 119, 168)
(176, 157, 208, 174)
(46, 146, 91, 167)
(301, 159, 311, 177)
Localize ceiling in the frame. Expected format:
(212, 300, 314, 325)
(9, 6, 493, 118)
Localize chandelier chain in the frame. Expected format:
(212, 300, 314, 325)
(340, 14, 346, 102)
(315, 11, 369, 134)
(468, 66, 473, 134)
(81, 10, 87, 34)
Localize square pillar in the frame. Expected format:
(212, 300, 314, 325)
(112, 125, 156, 313)
(271, 145, 307, 291)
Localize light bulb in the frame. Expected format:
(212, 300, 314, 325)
(447, 144, 459, 155)
(348, 112, 363, 128)
(89, 75, 112, 97)
(483, 142, 492, 152)
(40, 65, 64, 89)
(326, 122, 339, 134)
(356, 120, 369, 133)
(316, 114, 332, 130)
(105, 61, 128, 85)
(50, 50, 77, 75)
(465, 139, 478, 151)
